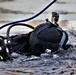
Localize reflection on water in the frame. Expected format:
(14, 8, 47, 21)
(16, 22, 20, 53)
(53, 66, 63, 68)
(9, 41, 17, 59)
(0, 7, 29, 14)
(0, 0, 13, 2)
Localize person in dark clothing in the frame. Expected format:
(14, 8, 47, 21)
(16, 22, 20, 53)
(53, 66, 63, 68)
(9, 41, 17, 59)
(0, 12, 72, 61)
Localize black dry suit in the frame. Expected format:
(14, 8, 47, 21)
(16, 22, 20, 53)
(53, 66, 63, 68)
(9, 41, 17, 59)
(29, 21, 68, 55)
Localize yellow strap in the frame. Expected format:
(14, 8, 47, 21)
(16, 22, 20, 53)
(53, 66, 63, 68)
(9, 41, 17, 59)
(51, 16, 54, 22)
(0, 55, 3, 60)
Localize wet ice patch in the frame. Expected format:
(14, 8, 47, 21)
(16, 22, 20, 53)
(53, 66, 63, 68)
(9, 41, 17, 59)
(11, 52, 20, 58)
(53, 54, 59, 59)
(26, 55, 40, 61)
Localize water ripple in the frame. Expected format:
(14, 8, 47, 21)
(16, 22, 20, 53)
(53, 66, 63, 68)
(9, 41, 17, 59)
(56, 1, 76, 4)
(0, 0, 14, 2)
(54, 10, 76, 15)
(0, 7, 34, 14)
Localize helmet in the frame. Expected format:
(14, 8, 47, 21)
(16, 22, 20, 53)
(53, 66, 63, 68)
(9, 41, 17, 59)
(29, 21, 68, 55)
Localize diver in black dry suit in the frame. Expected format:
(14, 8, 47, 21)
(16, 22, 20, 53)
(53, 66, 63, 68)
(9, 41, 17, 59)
(0, 12, 71, 61)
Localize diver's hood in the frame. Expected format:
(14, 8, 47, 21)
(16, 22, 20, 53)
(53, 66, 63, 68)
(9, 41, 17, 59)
(29, 22, 67, 55)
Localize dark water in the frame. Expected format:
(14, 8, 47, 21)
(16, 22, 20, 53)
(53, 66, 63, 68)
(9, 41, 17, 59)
(0, 0, 76, 75)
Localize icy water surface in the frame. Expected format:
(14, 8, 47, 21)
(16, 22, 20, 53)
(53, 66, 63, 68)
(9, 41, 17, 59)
(0, 0, 76, 22)
(0, 0, 76, 75)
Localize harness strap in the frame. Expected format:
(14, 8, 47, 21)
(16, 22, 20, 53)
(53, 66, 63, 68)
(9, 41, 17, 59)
(59, 32, 66, 48)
